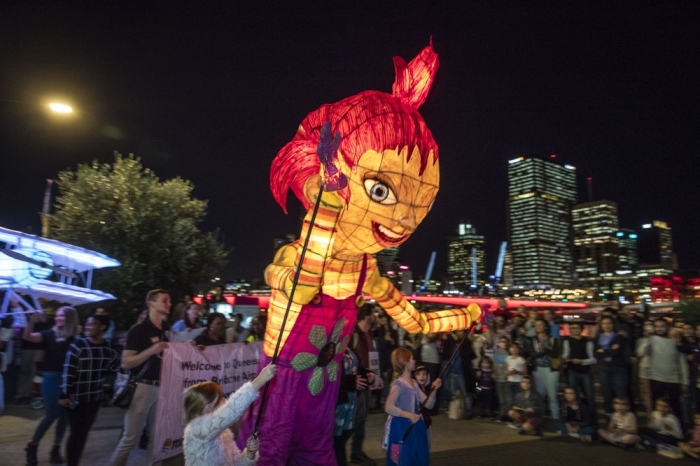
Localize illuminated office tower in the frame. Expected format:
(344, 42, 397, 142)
(508, 155, 577, 288)
(273, 233, 296, 252)
(396, 266, 413, 295)
(638, 220, 677, 274)
(502, 249, 514, 286)
(572, 200, 619, 289)
(447, 223, 486, 290)
(374, 247, 400, 277)
(616, 228, 638, 272)
(614, 228, 639, 293)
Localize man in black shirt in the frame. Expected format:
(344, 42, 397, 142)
(110, 289, 171, 466)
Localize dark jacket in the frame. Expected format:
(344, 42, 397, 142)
(442, 334, 477, 393)
(513, 389, 546, 420)
(593, 332, 626, 367)
(524, 336, 561, 371)
(561, 399, 596, 428)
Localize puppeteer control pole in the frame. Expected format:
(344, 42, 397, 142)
(40, 179, 53, 238)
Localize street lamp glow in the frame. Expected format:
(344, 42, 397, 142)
(48, 102, 73, 114)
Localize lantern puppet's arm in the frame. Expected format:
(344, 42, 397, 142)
(367, 268, 483, 333)
(263, 190, 344, 356)
(267, 190, 344, 305)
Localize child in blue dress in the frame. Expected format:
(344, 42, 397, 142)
(383, 348, 441, 466)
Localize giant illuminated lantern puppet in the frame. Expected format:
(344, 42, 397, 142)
(239, 43, 489, 465)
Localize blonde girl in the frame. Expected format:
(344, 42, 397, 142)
(383, 348, 441, 466)
(183, 364, 276, 466)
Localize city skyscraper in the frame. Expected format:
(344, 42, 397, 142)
(273, 233, 297, 252)
(638, 220, 678, 274)
(572, 200, 619, 289)
(616, 228, 639, 272)
(447, 223, 486, 290)
(507, 155, 577, 288)
(613, 228, 640, 295)
(374, 247, 400, 277)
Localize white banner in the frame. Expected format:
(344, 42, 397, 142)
(169, 327, 205, 342)
(153, 341, 262, 463)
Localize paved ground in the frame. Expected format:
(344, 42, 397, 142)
(0, 402, 695, 465)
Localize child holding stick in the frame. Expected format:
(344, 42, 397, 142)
(383, 348, 441, 466)
(183, 364, 276, 466)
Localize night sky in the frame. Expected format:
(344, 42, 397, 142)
(1, 2, 699, 283)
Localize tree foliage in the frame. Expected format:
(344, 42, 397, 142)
(677, 299, 700, 325)
(51, 153, 227, 316)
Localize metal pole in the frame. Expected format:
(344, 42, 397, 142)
(401, 322, 478, 443)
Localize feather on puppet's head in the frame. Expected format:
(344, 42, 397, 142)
(271, 42, 440, 213)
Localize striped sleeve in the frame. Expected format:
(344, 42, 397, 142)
(371, 275, 483, 333)
(292, 191, 343, 289)
(62, 339, 82, 397)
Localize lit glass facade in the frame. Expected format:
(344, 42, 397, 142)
(508, 156, 577, 288)
(572, 200, 619, 289)
(447, 223, 486, 290)
(616, 228, 638, 272)
(374, 247, 400, 277)
(638, 220, 677, 272)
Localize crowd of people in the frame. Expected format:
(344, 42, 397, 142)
(1, 292, 700, 465)
(369, 304, 698, 462)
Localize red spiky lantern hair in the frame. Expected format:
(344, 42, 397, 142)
(271, 43, 441, 213)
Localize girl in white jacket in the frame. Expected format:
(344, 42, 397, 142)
(183, 364, 276, 466)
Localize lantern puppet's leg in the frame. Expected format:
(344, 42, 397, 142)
(368, 272, 484, 333)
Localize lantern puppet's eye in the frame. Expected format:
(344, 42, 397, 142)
(364, 179, 397, 205)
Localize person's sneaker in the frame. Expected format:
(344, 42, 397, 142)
(495, 417, 504, 423)
(634, 442, 646, 450)
(29, 397, 44, 410)
(50, 444, 65, 464)
(25, 443, 38, 466)
(507, 422, 521, 429)
(360, 452, 376, 466)
(580, 435, 592, 443)
(350, 452, 376, 466)
(518, 429, 527, 435)
(138, 431, 150, 450)
(569, 432, 580, 439)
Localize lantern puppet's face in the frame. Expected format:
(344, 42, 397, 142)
(333, 146, 439, 255)
(270, 42, 442, 255)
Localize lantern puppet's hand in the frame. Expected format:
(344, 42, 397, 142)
(317, 121, 347, 192)
(367, 268, 486, 333)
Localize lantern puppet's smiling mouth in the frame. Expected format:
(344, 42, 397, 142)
(372, 221, 410, 246)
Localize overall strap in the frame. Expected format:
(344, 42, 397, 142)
(355, 254, 368, 298)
